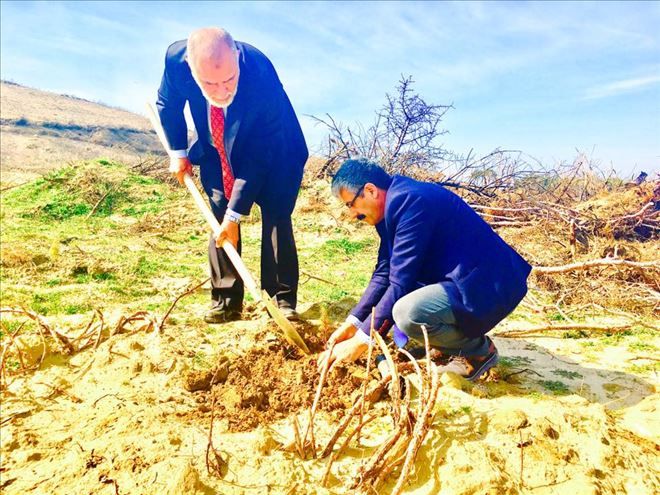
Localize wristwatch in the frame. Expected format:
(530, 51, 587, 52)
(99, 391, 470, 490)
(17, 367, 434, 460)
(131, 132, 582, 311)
(224, 210, 242, 224)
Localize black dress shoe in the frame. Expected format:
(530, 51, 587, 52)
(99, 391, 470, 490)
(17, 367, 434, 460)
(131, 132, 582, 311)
(278, 306, 300, 322)
(204, 307, 242, 324)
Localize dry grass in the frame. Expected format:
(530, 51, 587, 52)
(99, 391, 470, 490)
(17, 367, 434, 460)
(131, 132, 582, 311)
(0, 81, 163, 184)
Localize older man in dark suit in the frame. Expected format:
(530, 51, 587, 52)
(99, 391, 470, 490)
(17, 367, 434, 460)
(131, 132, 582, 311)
(319, 159, 531, 381)
(156, 27, 308, 323)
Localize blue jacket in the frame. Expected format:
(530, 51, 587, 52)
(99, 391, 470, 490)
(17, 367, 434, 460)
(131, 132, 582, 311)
(156, 40, 308, 216)
(351, 176, 531, 339)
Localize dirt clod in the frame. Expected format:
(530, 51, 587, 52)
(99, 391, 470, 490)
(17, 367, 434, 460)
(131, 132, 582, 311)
(195, 343, 374, 432)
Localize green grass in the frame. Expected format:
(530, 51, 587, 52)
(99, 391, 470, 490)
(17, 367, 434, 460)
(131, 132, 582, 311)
(551, 369, 583, 380)
(498, 356, 533, 368)
(0, 160, 199, 316)
(627, 341, 657, 353)
(540, 380, 571, 395)
(0, 159, 381, 328)
(628, 362, 660, 375)
(320, 238, 374, 259)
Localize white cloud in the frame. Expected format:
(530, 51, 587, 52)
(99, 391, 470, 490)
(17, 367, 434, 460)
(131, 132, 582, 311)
(583, 74, 660, 100)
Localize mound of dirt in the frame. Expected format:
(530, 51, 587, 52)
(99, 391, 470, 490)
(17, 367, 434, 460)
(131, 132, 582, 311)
(188, 324, 376, 432)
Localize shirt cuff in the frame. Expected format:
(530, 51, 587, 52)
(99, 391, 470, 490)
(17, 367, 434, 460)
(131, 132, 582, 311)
(224, 208, 243, 224)
(353, 328, 373, 345)
(169, 149, 188, 159)
(345, 314, 362, 327)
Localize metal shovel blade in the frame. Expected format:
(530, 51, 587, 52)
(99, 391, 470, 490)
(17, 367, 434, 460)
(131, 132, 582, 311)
(261, 290, 310, 354)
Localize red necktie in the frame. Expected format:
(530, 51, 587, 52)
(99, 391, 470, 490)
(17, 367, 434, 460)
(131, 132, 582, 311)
(210, 105, 235, 199)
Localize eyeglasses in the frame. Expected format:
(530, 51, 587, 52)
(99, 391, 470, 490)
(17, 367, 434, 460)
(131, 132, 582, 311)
(345, 185, 365, 208)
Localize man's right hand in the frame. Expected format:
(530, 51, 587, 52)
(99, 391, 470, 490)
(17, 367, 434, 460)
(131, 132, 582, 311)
(327, 321, 358, 346)
(169, 157, 193, 185)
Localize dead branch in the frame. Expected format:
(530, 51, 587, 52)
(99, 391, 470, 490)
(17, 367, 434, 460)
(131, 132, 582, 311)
(292, 415, 305, 459)
(93, 310, 106, 349)
(0, 322, 27, 385)
(206, 396, 227, 478)
(115, 311, 158, 335)
(158, 277, 211, 331)
(390, 363, 440, 495)
(321, 412, 378, 487)
(373, 446, 409, 491)
(502, 368, 543, 380)
(300, 271, 338, 287)
(0, 307, 75, 354)
(609, 201, 655, 223)
(398, 348, 426, 408)
(518, 430, 527, 488)
(0, 181, 29, 192)
(497, 323, 632, 338)
(627, 356, 660, 362)
(0, 307, 162, 383)
(321, 374, 392, 458)
(358, 309, 377, 443)
(533, 258, 659, 274)
(85, 185, 117, 219)
(373, 331, 401, 423)
(355, 383, 414, 488)
(302, 340, 336, 458)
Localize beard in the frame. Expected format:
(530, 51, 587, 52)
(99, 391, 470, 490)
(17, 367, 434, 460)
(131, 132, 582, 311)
(191, 65, 240, 109)
(204, 87, 237, 109)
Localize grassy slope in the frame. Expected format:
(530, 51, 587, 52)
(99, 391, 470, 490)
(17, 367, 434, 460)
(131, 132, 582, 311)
(0, 160, 376, 335)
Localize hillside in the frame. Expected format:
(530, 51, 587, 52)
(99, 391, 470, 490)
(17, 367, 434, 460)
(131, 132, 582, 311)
(0, 81, 162, 184)
(0, 85, 658, 494)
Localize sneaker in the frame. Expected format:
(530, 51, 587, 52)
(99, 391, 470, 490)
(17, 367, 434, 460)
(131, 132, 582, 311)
(436, 338, 499, 382)
(203, 306, 242, 324)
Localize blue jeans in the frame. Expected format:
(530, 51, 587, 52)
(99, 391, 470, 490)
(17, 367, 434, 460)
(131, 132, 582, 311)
(392, 284, 491, 357)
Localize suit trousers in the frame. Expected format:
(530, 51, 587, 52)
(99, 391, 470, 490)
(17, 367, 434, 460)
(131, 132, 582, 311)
(392, 283, 490, 357)
(199, 157, 299, 311)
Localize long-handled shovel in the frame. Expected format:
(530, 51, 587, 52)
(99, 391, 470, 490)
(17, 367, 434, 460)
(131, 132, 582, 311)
(145, 103, 310, 354)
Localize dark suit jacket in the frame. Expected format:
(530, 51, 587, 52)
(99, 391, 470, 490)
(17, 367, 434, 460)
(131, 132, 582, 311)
(351, 176, 532, 338)
(156, 40, 308, 216)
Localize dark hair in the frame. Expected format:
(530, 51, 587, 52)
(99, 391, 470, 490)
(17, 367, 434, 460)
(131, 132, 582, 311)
(331, 158, 392, 197)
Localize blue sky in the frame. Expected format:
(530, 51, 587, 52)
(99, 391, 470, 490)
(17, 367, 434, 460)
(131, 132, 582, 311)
(1, 1, 659, 176)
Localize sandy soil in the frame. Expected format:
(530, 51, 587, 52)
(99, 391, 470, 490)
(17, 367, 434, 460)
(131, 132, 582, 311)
(1, 303, 658, 495)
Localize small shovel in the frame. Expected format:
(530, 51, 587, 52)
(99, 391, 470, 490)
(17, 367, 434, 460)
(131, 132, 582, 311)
(146, 103, 310, 354)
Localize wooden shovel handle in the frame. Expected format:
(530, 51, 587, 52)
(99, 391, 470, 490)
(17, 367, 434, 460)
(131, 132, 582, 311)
(144, 102, 261, 301)
(182, 174, 261, 301)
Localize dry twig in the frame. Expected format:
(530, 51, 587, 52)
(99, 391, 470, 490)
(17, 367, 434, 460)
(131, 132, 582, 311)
(302, 340, 336, 458)
(390, 361, 440, 495)
(497, 323, 632, 338)
(358, 309, 377, 442)
(0, 307, 74, 354)
(158, 277, 210, 331)
(533, 258, 659, 274)
(206, 396, 227, 478)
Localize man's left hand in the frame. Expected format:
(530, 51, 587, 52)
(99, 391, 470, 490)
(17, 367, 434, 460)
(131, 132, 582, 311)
(317, 335, 368, 372)
(215, 218, 239, 249)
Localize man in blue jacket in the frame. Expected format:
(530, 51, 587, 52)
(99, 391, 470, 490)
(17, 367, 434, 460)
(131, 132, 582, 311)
(157, 27, 308, 323)
(318, 159, 531, 381)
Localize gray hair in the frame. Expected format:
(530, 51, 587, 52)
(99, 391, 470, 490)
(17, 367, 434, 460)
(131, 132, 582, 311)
(331, 158, 393, 197)
(187, 27, 237, 63)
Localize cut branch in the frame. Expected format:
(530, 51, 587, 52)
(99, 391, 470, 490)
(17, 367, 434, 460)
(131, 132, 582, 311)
(533, 258, 659, 274)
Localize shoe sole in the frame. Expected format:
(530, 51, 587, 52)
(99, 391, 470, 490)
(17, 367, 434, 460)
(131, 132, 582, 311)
(466, 350, 499, 382)
(204, 313, 242, 324)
